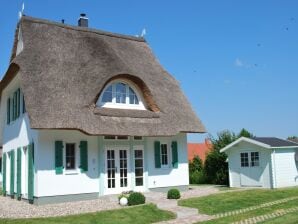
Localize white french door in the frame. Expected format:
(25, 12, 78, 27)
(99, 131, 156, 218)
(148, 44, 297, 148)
(105, 146, 130, 194)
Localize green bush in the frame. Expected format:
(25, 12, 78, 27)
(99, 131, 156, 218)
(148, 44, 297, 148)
(127, 192, 146, 206)
(189, 170, 207, 184)
(167, 189, 181, 199)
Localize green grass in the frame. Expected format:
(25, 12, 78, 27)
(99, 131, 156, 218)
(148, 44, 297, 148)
(261, 212, 298, 224)
(179, 187, 298, 215)
(0, 204, 175, 224)
(198, 198, 298, 224)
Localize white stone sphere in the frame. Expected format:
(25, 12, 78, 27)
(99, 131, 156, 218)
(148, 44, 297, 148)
(120, 197, 128, 206)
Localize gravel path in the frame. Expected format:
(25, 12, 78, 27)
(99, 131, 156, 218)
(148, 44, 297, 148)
(0, 185, 225, 219)
(0, 195, 121, 219)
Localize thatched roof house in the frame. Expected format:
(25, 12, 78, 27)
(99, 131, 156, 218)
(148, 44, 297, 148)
(0, 16, 205, 136)
(0, 15, 206, 203)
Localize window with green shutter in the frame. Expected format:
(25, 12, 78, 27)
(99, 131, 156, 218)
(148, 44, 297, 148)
(55, 141, 64, 174)
(171, 141, 178, 168)
(7, 98, 11, 124)
(28, 142, 34, 203)
(79, 141, 88, 172)
(16, 148, 22, 200)
(10, 150, 15, 197)
(22, 94, 26, 114)
(154, 141, 161, 168)
(12, 92, 16, 121)
(16, 88, 20, 118)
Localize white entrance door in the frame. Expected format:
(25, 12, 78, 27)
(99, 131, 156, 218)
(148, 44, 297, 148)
(105, 146, 130, 194)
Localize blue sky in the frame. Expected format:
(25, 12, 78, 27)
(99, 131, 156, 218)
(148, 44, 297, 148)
(1, 1, 298, 142)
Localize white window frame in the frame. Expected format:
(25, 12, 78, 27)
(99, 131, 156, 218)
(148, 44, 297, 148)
(250, 152, 260, 167)
(160, 143, 169, 168)
(240, 151, 260, 168)
(97, 80, 146, 110)
(64, 143, 78, 173)
(134, 148, 144, 187)
(103, 136, 129, 141)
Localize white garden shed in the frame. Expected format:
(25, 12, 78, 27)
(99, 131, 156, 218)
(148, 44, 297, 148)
(220, 137, 298, 188)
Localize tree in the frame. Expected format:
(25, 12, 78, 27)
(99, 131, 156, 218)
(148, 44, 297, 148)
(189, 156, 203, 173)
(204, 128, 254, 185)
(238, 128, 254, 138)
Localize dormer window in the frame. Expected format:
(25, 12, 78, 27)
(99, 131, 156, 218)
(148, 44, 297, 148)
(97, 80, 145, 110)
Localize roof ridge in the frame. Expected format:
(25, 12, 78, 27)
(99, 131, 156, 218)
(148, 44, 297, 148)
(21, 15, 146, 42)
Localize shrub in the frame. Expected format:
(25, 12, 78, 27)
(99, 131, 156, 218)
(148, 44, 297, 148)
(167, 189, 181, 199)
(127, 192, 146, 206)
(189, 170, 207, 184)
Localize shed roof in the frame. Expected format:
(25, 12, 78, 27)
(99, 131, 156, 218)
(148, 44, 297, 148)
(252, 137, 298, 147)
(0, 16, 205, 136)
(220, 137, 298, 153)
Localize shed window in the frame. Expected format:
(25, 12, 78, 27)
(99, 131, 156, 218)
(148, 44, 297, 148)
(251, 152, 259, 167)
(240, 152, 249, 167)
(98, 81, 146, 110)
(66, 143, 75, 170)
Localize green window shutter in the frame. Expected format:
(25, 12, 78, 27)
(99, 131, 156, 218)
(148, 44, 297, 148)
(12, 92, 16, 121)
(10, 150, 15, 197)
(16, 89, 20, 118)
(79, 141, 88, 172)
(154, 141, 161, 168)
(16, 148, 22, 199)
(171, 141, 178, 169)
(55, 141, 64, 174)
(7, 98, 10, 124)
(2, 153, 7, 196)
(28, 143, 34, 203)
(22, 95, 26, 114)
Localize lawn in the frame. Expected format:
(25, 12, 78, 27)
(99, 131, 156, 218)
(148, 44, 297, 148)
(178, 187, 298, 224)
(198, 198, 298, 224)
(179, 187, 298, 215)
(0, 204, 175, 224)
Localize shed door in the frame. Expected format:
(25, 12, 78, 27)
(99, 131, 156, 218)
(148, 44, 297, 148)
(240, 152, 263, 187)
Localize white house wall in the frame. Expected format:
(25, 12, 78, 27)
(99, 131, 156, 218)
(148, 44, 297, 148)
(227, 142, 272, 188)
(273, 148, 298, 188)
(1, 72, 39, 196)
(36, 130, 99, 197)
(146, 133, 189, 189)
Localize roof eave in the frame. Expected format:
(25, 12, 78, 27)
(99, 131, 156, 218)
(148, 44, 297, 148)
(220, 137, 271, 153)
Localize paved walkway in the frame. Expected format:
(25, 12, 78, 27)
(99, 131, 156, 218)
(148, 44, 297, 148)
(146, 185, 219, 224)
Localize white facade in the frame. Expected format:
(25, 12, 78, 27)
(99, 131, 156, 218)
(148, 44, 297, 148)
(222, 138, 298, 189)
(272, 148, 298, 188)
(1, 71, 190, 204)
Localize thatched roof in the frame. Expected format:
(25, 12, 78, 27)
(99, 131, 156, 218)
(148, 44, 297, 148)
(0, 16, 206, 136)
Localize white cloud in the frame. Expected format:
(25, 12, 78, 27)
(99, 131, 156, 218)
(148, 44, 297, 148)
(235, 58, 244, 67)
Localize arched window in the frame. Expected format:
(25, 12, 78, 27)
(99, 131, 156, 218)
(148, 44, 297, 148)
(98, 81, 145, 110)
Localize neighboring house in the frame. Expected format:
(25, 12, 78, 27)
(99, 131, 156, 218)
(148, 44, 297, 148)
(289, 137, 298, 144)
(221, 137, 298, 188)
(0, 15, 205, 204)
(188, 139, 212, 162)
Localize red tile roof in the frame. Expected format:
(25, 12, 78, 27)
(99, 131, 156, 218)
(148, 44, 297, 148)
(188, 140, 212, 162)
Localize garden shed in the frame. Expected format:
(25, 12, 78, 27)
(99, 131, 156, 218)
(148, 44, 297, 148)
(220, 137, 298, 188)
